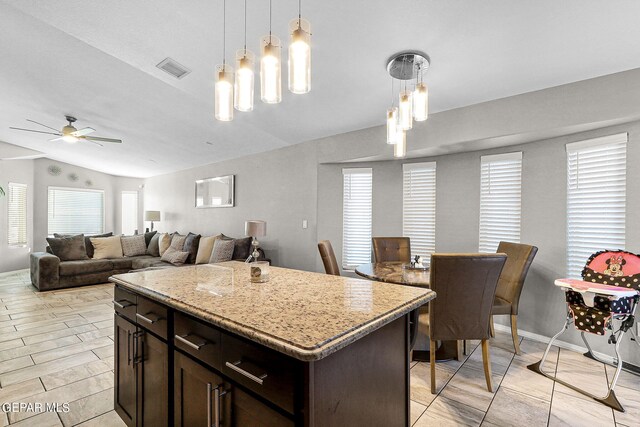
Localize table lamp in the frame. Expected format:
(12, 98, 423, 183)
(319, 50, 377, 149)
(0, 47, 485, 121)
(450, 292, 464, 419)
(144, 210, 161, 232)
(245, 220, 266, 262)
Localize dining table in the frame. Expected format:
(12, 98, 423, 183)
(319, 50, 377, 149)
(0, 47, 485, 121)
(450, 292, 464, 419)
(355, 261, 459, 362)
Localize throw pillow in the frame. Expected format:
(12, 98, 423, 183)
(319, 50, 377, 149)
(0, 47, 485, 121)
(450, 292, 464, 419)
(91, 236, 124, 259)
(54, 232, 113, 258)
(195, 234, 221, 264)
(170, 233, 187, 250)
(147, 233, 160, 257)
(46, 235, 89, 261)
(232, 236, 253, 260)
(158, 233, 172, 256)
(183, 232, 201, 264)
(144, 230, 157, 247)
(209, 239, 235, 263)
(121, 235, 147, 257)
(160, 246, 189, 265)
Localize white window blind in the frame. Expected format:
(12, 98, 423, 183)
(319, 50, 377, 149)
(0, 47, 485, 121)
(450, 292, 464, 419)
(342, 168, 373, 269)
(7, 183, 27, 246)
(121, 191, 139, 235)
(48, 187, 105, 236)
(566, 133, 627, 278)
(403, 162, 436, 260)
(479, 152, 522, 253)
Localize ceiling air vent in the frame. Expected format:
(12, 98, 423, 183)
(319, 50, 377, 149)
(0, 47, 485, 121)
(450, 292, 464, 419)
(156, 57, 191, 79)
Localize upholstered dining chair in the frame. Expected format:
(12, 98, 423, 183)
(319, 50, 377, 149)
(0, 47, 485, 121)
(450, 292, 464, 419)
(318, 240, 340, 276)
(372, 237, 411, 263)
(420, 253, 507, 393)
(490, 241, 538, 355)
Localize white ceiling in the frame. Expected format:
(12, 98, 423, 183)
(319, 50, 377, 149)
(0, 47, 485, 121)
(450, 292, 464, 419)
(1, 0, 640, 177)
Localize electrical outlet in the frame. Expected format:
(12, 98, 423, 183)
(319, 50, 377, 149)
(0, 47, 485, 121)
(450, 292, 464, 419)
(302, 220, 308, 229)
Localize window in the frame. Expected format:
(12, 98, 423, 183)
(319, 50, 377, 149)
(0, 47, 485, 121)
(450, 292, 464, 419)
(121, 191, 139, 235)
(479, 152, 522, 253)
(48, 187, 105, 236)
(342, 168, 373, 269)
(7, 183, 27, 246)
(566, 133, 627, 278)
(403, 162, 436, 260)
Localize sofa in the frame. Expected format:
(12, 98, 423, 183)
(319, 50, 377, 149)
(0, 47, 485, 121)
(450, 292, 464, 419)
(30, 232, 267, 291)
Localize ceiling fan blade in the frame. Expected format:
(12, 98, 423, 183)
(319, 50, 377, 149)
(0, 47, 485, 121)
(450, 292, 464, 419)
(10, 127, 62, 136)
(26, 119, 60, 132)
(48, 137, 65, 142)
(81, 138, 103, 147)
(83, 136, 122, 143)
(71, 127, 95, 137)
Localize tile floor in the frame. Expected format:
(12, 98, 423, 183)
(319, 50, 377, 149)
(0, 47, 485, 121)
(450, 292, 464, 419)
(0, 269, 638, 426)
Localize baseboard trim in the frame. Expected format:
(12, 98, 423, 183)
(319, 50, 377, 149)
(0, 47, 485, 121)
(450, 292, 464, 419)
(493, 323, 640, 374)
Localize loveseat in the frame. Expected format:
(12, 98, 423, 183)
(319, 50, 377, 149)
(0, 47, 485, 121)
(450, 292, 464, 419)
(30, 232, 267, 291)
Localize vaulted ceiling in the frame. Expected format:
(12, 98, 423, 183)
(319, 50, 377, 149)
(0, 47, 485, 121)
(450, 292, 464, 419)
(1, 0, 639, 177)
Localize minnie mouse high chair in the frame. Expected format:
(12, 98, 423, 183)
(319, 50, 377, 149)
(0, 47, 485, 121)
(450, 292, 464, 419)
(528, 250, 640, 412)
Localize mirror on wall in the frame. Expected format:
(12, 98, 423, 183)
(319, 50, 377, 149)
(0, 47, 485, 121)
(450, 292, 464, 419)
(195, 175, 235, 208)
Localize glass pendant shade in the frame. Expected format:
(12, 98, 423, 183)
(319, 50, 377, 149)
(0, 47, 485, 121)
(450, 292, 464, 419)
(234, 50, 255, 112)
(215, 64, 234, 121)
(260, 35, 282, 104)
(386, 107, 398, 144)
(413, 82, 429, 121)
(398, 90, 413, 130)
(394, 130, 407, 158)
(288, 18, 311, 94)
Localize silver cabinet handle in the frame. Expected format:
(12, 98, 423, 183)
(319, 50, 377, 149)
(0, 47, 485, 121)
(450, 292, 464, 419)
(133, 330, 144, 365)
(136, 312, 161, 324)
(127, 330, 131, 365)
(174, 334, 209, 350)
(113, 299, 134, 309)
(207, 383, 213, 427)
(225, 360, 267, 385)
(214, 386, 227, 427)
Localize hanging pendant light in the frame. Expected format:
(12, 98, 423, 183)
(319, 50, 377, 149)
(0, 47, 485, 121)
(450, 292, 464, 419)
(235, 0, 254, 112)
(413, 65, 428, 121)
(288, 0, 311, 94)
(387, 107, 399, 144)
(398, 86, 413, 130)
(394, 130, 407, 158)
(261, 0, 281, 104)
(215, 0, 234, 121)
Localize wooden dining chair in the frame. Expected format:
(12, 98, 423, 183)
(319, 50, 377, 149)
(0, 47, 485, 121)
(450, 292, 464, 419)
(372, 237, 411, 263)
(490, 241, 538, 355)
(318, 240, 340, 276)
(420, 253, 507, 393)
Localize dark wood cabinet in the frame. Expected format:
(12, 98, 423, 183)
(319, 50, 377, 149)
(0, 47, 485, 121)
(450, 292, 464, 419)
(115, 314, 137, 427)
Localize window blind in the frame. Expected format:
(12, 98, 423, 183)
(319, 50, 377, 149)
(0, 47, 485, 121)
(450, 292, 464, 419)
(342, 168, 373, 269)
(48, 187, 105, 236)
(7, 183, 27, 246)
(566, 133, 627, 278)
(403, 162, 436, 260)
(121, 191, 139, 235)
(479, 152, 522, 253)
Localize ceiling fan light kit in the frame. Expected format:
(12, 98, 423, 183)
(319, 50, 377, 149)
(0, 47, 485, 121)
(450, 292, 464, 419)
(386, 51, 431, 158)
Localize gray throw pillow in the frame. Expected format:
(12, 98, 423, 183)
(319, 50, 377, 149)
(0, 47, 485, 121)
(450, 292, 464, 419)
(46, 235, 89, 261)
(54, 232, 113, 258)
(183, 232, 201, 264)
(121, 235, 147, 257)
(160, 246, 189, 265)
(147, 233, 160, 257)
(144, 230, 157, 247)
(209, 239, 235, 263)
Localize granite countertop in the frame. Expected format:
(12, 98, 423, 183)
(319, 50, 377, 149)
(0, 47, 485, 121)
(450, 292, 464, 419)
(110, 261, 435, 361)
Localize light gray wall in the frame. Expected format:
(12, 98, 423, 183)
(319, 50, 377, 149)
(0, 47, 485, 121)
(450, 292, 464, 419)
(0, 159, 34, 272)
(144, 142, 319, 271)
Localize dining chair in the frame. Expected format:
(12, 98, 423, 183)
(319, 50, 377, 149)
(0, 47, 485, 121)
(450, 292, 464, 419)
(372, 237, 411, 263)
(490, 241, 538, 355)
(318, 240, 340, 276)
(420, 253, 507, 393)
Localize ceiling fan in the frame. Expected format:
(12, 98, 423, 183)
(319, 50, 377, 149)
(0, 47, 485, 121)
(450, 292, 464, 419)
(10, 116, 123, 146)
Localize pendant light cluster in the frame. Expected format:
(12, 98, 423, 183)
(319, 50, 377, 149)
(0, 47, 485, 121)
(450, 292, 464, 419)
(215, 0, 312, 122)
(385, 52, 430, 158)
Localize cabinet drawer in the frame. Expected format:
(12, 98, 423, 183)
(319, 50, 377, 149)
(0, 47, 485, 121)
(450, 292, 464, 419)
(136, 295, 168, 340)
(174, 312, 221, 370)
(221, 333, 296, 414)
(113, 287, 137, 322)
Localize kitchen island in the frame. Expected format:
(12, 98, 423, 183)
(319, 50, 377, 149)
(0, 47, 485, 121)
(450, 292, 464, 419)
(110, 262, 435, 427)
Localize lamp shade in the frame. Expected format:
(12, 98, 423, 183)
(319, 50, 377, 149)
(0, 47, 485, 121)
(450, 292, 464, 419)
(245, 220, 266, 237)
(144, 211, 161, 222)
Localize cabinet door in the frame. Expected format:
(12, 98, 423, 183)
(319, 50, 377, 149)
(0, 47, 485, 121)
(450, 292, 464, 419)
(227, 384, 294, 427)
(137, 330, 169, 427)
(114, 314, 137, 427)
(174, 351, 225, 427)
